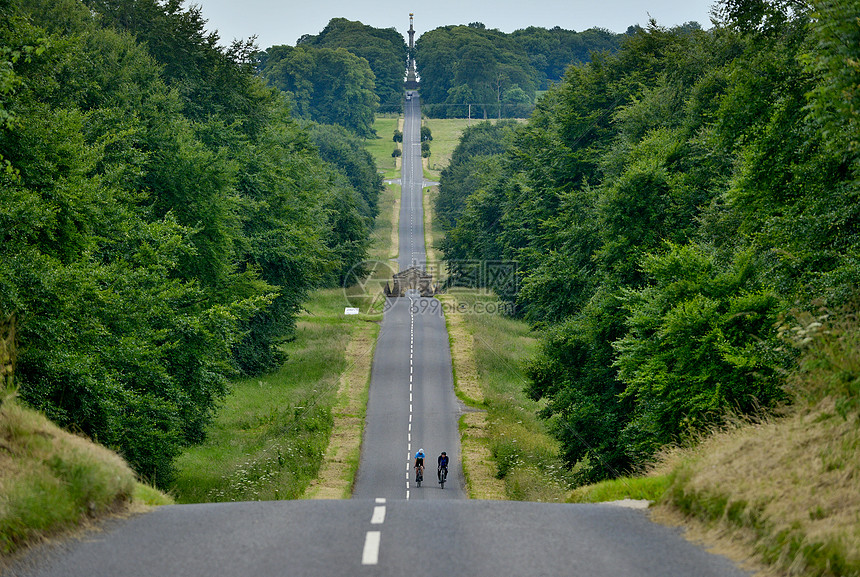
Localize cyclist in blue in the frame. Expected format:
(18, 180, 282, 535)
(414, 448, 425, 480)
(437, 451, 449, 483)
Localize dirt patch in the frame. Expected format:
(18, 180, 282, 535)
(303, 321, 377, 499)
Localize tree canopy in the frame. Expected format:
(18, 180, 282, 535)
(296, 18, 408, 114)
(1, 0, 377, 485)
(438, 3, 860, 483)
(416, 24, 625, 118)
(259, 44, 379, 137)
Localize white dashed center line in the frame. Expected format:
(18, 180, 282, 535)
(362, 531, 381, 565)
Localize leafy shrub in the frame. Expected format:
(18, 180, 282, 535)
(614, 244, 790, 458)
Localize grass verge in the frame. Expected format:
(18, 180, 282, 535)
(303, 319, 377, 499)
(171, 290, 358, 502)
(440, 290, 573, 502)
(364, 114, 400, 180)
(0, 398, 171, 561)
(568, 475, 670, 504)
(645, 311, 860, 576)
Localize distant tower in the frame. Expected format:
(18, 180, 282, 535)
(405, 13, 419, 89)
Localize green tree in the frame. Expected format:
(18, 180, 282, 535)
(297, 18, 408, 113)
(261, 45, 379, 137)
(1, 0, 375, 486)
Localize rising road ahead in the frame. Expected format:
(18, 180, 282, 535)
(7, 93, 749, 577)
(352, 90, 464, 502)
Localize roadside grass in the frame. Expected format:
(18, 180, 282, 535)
(172, 289, 361, 503)
(568, 475, 670, 504)
(423, 185, 445, 284)
(365, 114, 400, 179)
(303, 319, 377, 499)
(441, 290, 574, 502)
(0, 398, 171, 560)
(655, 312, 860, 577)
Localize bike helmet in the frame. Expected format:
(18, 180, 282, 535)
(441, 451, 446, 456)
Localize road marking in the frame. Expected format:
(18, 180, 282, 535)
(376, 498, 386, 504)
(371, 506, 386, 524)
(362, 531, 381, 565)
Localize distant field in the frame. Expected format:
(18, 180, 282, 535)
(422, 118, 470, 177)
(365, 114, 400, 179)
(422, 118, 524, 178)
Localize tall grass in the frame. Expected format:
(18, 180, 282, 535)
(171, 290, 357, 502)
(0, 400, 137, 556)
(660, 310, 860, 576)
(447, 290, 575, 501)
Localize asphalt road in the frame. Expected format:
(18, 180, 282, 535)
(5, 92, 750, 577)
(8, 500, 748, 577)
(353, 92, 465, 501)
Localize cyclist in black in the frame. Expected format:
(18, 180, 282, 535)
(437, 451, 449, 483)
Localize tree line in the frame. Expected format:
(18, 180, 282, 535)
(0, 0, 381, 486)
(436, 0, 860, 483)
(258, 18, 409, 137)
(416, 23, 626, 118)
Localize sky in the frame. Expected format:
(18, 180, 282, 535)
(193, 0, 719, 50)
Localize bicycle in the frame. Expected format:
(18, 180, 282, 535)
(415, 465, 424, 487)
(438, 466, 448, 489)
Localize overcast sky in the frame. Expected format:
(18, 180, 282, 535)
(193, 0, 718, 50)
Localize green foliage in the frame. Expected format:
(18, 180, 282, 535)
(439, 9, 860, 485)
(803, 0, 860, 165)
(296, 18, 408, 114)
(613, 245, 789, 458)
(0, 0, 375, 486)
(308, 122, 382, 220)
(260, 44, 379, 137)
(417, 24, 626, 118)
(435, 120, 517, 232)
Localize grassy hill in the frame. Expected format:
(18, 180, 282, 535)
(567, 313, 860, 576)
(0, 398, 171, 562)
